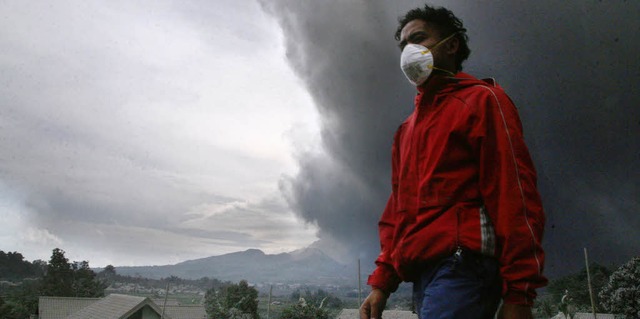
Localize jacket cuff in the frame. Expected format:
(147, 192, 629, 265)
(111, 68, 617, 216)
(367, 265, 401, 294)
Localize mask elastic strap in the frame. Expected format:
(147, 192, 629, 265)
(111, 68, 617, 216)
(418, 31, 459, 55)
(426, 32, 460, 77)
(430, 32, 459, 51)
(428, 65, 456, 76)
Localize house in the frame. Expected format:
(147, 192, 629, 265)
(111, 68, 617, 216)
(39, 296, 101, 319)
(66, 294, 164, 319)
(39, 294, 206, 319)
(336, 309, 418, 319)
(161, 305, 207, 319)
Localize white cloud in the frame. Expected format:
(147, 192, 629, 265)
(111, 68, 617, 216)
(0, 0, 321, 266)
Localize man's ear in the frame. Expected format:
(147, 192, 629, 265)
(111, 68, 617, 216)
(446, 37, 460, 56)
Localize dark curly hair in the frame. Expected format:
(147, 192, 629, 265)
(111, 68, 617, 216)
(395, 4, 470, 71)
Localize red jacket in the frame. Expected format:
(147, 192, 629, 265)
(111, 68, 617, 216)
(367, 72, 547, 306)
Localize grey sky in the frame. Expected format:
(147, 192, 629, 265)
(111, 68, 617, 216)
(0, 0, 320, 266)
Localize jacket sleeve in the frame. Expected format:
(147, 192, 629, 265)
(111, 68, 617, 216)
(468, 87, 547, 306)
(367, 129, 403, 294)
(367, 195, 402, 293)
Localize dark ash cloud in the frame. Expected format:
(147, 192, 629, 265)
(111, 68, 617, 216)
(261, 0, 640, 276)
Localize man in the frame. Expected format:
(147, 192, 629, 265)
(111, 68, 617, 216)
(360, 4, 547, 319)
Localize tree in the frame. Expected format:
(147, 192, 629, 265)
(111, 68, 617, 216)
(72, 261, 107, 297)
(0, 251, 43, 280)
(1, 279, 42, 318)
(205, 280, 259, 319)
(98, 264, 117, 286)
(32, 259, 47, 277)
(599, 256, 640, 318)
(41, 248, 73, 296)
(100, 264, 117, 277)
(41, 248, 106, 297)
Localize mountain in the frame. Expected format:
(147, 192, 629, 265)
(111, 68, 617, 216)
(113, 248, 354, 285)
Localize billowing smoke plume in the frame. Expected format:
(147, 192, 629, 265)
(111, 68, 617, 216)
(261, 1, 640, 277)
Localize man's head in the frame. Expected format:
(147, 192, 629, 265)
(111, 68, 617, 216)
(396, 4, 470, 72)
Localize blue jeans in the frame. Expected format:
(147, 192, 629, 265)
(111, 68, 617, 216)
(412, 249, 502, 319)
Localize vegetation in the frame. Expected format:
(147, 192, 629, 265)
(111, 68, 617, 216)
(205, 280, 259, 319)
(544, 262, 612, 313)
(98, 268, 229, 295)
(599, 256, 640, 318)
(8, 247, 634, 319)
(279, 302, 329, 319)
(0, 248, 106, 318)
(49, 248, 106, 298)
(533, 297, 557, 319)
(290, 288, 343, 310)
(274, 288, 342, 319)
(0, 251, 45, 280)
(0, 279, 41, 319)
(40, 248, 107, 298)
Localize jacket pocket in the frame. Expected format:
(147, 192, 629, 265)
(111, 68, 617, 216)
(418, 177, 452, 209)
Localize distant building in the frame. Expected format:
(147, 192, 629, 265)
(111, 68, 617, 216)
(336, 309, 418, 319)
(39, 294, 206, 319)
(551, 313, 618, 319)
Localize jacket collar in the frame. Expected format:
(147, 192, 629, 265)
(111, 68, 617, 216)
(414, 72, 491, 108)
(417, 72, 480, 94)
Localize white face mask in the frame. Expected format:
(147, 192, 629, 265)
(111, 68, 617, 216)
(400, 43, 435, 86)
(399, 33, 458, 86)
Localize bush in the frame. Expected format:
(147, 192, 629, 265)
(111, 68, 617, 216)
(289, 289, 342, 310)
(599, 256, 640, 318)
(279, 303, 329, 319)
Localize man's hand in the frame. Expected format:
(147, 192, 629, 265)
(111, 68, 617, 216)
(497, 303, 533, 319)
(359, 289, 389, 319)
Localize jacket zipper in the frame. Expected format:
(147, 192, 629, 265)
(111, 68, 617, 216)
(455, 208, 461, 249)
(452, 209, 463, 270)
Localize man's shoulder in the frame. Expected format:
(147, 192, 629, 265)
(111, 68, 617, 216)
(456, 77, 504, 93)
(450, 78, 511, 105)
(392, 115, 413, 141)
(395, 118, 410, 133)
(480, 77, 498, 87)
